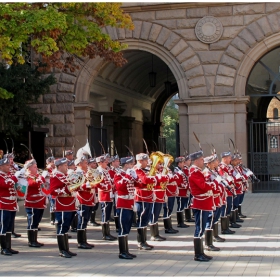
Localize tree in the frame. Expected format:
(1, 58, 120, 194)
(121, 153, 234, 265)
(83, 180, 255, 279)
(0, 63, 56, 136)
(163, 98, 179, 158)
(0, 2, 134, 98)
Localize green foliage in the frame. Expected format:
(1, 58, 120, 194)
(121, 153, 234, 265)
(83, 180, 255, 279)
(163, 98, 178, 157)
(0, 63, 56, 136)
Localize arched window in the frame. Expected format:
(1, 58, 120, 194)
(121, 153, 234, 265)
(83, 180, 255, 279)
(270, 136, 278, 149)
(273, 108, 278, 119)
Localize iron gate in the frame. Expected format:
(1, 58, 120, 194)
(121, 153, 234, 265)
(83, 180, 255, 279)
(248, 119, 280, 192)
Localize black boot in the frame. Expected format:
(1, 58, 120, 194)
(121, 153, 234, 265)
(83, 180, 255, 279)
(0, 235, 12, 256)
(50, 212, 55, 225)
(164, 217, 179, 234)
(221, 216, 234, 234)
(185, 208, 195, 222)
(229, 210, 241, 228)
(137, 228, 152, 250)
(90, 211, 100, 226)
(102, 223, 115, 241)
(77, 230, 92, 249)
(131, 212, 137, 228)
(205, 229, 220, 251)
(28, 230, 41, 247)
(226, 216, 236, 233)
(34, 229, 44, 246)
(235, 209, 244, 223)
(57, 235, 72, 258)
(238, 205, 247, 218)
(150, 223, 166, 241)
(84, 229, 94, 248)
(144, 227, 154, 248)
(114, 216, 119, 233)
(106, 223, 117, 240)
(65, 233, 77, 256)
(193, 238, 209, 262)
(11, 222, 21, 238)
(71, 214, 78, 232)
(118, 236, 133, 259)
(213, 223, 225, 242)
(177, 211, 189, 228)
(6, 232, 19, 254)
(125, 235, 136, 258)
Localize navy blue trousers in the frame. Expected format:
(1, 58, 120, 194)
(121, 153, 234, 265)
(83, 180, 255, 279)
(49, 197, 55, 213)
(77, 205, 93, 229)
(176, 197, 188, 212)
(163, 197, 175, 218)
(220, 204, 226, 217)
(206, 207, 222, 229)
(101, 202, 113, 223)
(225, 196, 233, 216)
(193, 209, 210, 237)
(0, 210, 16, 234)
(55, 211, 75, 234)
(92, 201, 99, 211)
(239, 192, 245, 205)
(116, 208, 133, 236)
(135, 201, 153, 228)
(26, 208, 44, 229)
(150, 202, 162, 224)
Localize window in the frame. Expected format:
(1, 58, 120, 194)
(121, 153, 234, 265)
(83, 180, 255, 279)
(273, 108, 278, 119)
(270, 136, 278, 148)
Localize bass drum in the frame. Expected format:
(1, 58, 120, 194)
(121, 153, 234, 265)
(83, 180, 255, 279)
(15, 177, 28, 198)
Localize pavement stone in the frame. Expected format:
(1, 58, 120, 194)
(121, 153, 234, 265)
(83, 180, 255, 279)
(1, 191, 280, 277)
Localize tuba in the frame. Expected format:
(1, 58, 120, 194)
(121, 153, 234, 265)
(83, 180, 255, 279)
(147, 151, 163, 190)
(67, 170, 86, 192)
(76, 139, 92, 159)
(162, 154, 174, 175)
(85, 168, 104, 186)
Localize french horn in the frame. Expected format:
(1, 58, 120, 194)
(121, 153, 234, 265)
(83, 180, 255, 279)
(67, 170, 86, 192)
(85, 168, 104, 186)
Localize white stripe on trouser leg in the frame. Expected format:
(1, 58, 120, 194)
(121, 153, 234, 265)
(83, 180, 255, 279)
(119, 208, 123, 236)
(59, 212, 64, 235)
(231, 196, 233, 211)
(0, 210, 3, 235)
(103, 203, 108, 223)
(29, 208, 34, 230)
(79, 205, 84, 230)
(139, 202, 145, 228)
(209, 211, 214, 229)
(198, 210, 203, 237)
(150, 202, 155, 224)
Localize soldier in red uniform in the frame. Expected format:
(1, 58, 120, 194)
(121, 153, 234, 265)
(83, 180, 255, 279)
(96, 155, 117, 241)
(174, 157, 189, 228)
(75, 156, 96, 249)
(188, 151, 216, 262)
(65, 150, 74, 161)
(19, 159, 47, 248)
(134, 153, 157, 250)
(88, 157, 100, 227)
(108, 155, 120, 233)
(0, 157, 19, 256)
(50, 158, 77, 258)
(114, 156, 140, 259)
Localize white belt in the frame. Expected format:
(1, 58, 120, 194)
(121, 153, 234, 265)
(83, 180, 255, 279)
(118, 195, 134, 200)
(195, 190, 213, 197)
(2, 196, 17, 200)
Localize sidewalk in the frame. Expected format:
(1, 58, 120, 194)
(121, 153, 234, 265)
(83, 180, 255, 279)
(1, 191, 280, 277)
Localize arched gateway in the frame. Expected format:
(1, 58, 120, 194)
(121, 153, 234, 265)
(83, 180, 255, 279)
(33, 3, 280, 184)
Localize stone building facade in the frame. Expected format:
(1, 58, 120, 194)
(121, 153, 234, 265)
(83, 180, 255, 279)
(32, 2, 280, 164)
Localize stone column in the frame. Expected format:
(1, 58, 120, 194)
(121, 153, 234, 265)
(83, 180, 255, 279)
(177, 102, 189, 155)
(74, 103, 94, 151)
(118, 116, 135, 157)
(177, 97, 249, 164)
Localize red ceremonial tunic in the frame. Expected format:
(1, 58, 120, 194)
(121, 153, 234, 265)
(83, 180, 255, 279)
(189, 165, 216, 211)
(218, 163, 235, 197)
(108, 167, 118, 194)
(97, 167, 114, 202)
(237, 165, 249, 191)
(153, 172, 169, 203)
(114, 170, 138, 210)
(75, 168, 95, 206)
(0, 171, 18, 211)
(166, 169, 179, 197)
(25, 174, 47, 209)
(50, 171, 76, 212)
(231, 165, 244, 195)
(134, 166, 157, 203)
(174, 167, 189, 197)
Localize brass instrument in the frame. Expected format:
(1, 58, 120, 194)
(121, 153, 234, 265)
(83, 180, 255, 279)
(85, 167, 104, 186)
(14, 161, 45, 175)
(160, 153, 174, 190)
(67, 170, 86, 192)
(147, 151, 163, 190)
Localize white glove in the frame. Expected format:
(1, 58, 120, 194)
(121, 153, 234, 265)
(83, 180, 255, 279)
(215, 175, 222, 184)
(126, 169, 137, 179)
(15, 168, 26, 178)
(41, 170, 49, 178)
(234, 172, 241, 179)
(86, 181, 91, 189)
(246, 170, 253, 176)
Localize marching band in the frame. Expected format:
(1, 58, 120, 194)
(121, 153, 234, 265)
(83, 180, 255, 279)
(0, 139, 258, 262)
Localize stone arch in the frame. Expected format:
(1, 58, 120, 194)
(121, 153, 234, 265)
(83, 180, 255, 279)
(216, 11, 280, 97)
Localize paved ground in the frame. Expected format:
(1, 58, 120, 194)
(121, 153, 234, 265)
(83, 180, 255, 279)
(1, 190, 280, 277)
